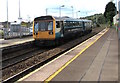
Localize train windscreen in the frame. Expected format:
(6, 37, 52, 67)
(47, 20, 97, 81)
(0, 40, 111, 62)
(34, 21, 53, 32)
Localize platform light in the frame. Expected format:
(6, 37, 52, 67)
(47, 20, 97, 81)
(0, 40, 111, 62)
(59, 5, 65, 17)
(46, 8, 48, 15)
(71, 6, 74, 18)
(76, 11, 80, 18)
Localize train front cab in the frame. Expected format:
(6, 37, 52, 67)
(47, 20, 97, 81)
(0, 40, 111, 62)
(33, 16, 56, 41)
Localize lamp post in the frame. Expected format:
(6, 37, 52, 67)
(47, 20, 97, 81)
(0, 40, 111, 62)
(76, 11, 80, 18)
(18, 0, 22, 23)
(6, 0, 8, 28)
(59, 5, 65, 17)
(46, 8, 48, 15)
(71, 6, 74, 18)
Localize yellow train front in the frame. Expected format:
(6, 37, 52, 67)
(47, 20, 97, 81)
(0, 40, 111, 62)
(33, 16, 63, 45)
(33, 15, 92, 46)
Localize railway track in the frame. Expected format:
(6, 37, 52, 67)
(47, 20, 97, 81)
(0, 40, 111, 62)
(1, 47, 48, 70)
(2, 27, 105, 82)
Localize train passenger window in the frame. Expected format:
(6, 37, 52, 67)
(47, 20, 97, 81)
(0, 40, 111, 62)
(77, 22, 79, 26)
(70, 21, 73, 27)
(56, 21, 60, 28)
(66, 22, 68, 27)
(64, 22, 66, 27)
(73, 22, 75, 27)
(79, 22, 82, 27)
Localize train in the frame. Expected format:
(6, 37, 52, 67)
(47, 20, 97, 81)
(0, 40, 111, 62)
(33, 15, 92, 46)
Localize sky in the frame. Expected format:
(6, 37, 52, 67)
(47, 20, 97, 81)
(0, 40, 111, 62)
(0, 0, 116, 22)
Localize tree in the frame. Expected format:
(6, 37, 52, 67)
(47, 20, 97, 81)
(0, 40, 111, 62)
(97, 14, 106, 24)
(84, 13, 106, 24)
(104, 1, 116, 25)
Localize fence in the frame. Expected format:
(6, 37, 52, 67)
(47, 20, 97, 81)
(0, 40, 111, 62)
(4, 25, 32, 39)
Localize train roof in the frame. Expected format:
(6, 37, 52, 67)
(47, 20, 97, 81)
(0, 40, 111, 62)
(54, 16, 92, 22)
(35, 15, 92, 22)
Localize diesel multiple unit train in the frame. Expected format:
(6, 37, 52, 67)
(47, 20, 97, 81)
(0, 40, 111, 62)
(33, 15, 92, 45)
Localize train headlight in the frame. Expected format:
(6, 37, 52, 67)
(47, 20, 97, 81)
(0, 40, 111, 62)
(34, 33, 38, 35)
(49, 31, 53, 35)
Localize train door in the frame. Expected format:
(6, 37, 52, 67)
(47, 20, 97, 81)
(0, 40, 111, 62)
(60, 21, 64, 37)
(83, 22, 85, 31)
(56, 21, 64, 38)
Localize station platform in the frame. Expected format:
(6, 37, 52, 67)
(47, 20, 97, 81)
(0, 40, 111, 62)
(0, 36, 34, 48)
(18, 28, 118, 82)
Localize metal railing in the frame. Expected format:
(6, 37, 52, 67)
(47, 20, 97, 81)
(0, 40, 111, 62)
(3, 26, 32, 39)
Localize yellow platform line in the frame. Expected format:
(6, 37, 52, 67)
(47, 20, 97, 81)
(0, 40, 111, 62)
(45, 28, 109, 82)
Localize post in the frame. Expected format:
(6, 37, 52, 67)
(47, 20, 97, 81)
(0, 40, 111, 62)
(71, 6, 74, 18)
(7, 0, 8, 28)
(76, 11, 80, 18)
(18, 0, 22, 22)
(46, 8, 48, 15)
(76, 12, 78, 18)
(19, 0, 21, 18)
(59, 5, 65, 17)
(59, 6, 61, 17)
(18, 0, 22, 38)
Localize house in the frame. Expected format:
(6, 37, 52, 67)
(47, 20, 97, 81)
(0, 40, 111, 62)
(113, 14, 119, 27)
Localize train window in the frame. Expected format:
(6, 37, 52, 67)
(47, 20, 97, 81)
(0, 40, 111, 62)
(73, 22, 75, 27)
(64, 22, 67, 27)
(34, 22, 39, 32)
(71, 21, 74, 27)
(77, 22, 79, 26)
(67, 22, 70, 27)
(56, 21, 60, 28)
(39, 21, 47, 31)
(66, 22, 68, 27)
(48, 22, 53, 30)
(34, 21, 53, 31)
(79, 22, 82, 27)
(70, 21, 73, 27)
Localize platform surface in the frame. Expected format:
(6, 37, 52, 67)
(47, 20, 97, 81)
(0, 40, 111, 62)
(0, 36, 34, 48)
(18, 28, 118, 82)
(51, 28, 118, 81)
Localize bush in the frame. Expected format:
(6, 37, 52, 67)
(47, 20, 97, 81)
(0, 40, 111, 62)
(0, 30, 4, 38)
